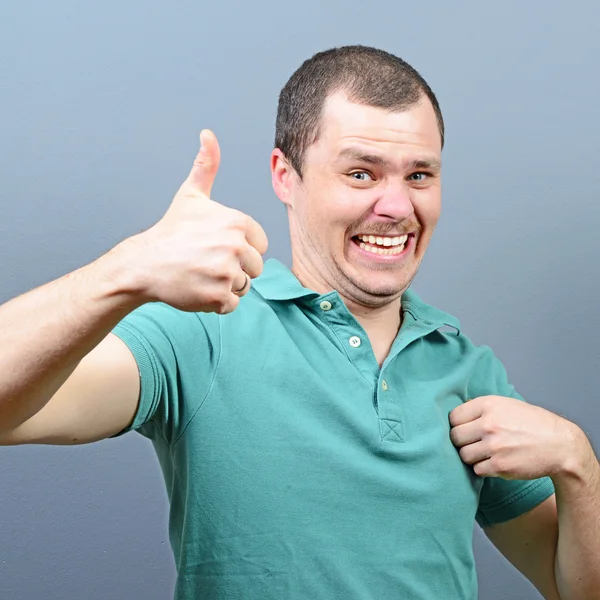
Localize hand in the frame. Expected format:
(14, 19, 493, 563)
(122, 130, 268, 314)
(449, 395, 582, 480)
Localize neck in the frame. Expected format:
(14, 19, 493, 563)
(292, 256, 403, 366)
(349, 300, 403, 367)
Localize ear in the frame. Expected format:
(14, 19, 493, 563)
(271, 148, 296, 208)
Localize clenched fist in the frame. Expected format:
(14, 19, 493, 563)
(449, 395, 587, 481)
(120, 130, 268, 314)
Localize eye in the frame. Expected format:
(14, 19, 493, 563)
(348, 171, 374, 182)
(408, 172, 430, 182)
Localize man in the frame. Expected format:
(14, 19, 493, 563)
(0, 45, 598, 599)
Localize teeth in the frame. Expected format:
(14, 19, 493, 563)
(357, 234, 408, 247)
(359, 242, 406, 255)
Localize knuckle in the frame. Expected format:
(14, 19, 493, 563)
(486, 438, 501, 455)
(231, 241, 247, 258)
(207, 296, 230, 314)
(244, 261, 262, 280)
(482, 417, 498, 435)
(215, 303, 230, 315)
(204, 264, 228, 284)
(459, 447, 471, 463)
(202, 283, 230, 306)
(227, 265, 241, 283)
(472, 462, 486, 477)
(193, 155, 213, 170)
(482, 396, 496, 411)
(490, 457, 507, 475)
(217, 296, 239, 315)
(203, 292, 223, 307)
(226, 208, 246, 228)
(205, 259, 235, 283)
(254, 258, 265, 277)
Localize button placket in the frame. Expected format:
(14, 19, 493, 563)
(315, 294, 378, 376)
(377, 368, 405, 444)
(349, 335, 361, 348)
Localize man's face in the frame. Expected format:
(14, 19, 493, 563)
(277, 91, 442, 307)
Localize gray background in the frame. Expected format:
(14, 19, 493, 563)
(1, 0, 598, 598)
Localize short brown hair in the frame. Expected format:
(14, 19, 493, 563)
(275, 45, 444, 177)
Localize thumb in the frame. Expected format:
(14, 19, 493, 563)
(186, 129, 221, 197)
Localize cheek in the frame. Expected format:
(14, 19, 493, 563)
(414, 190, 441, 229)
(304, 182, 361, 226)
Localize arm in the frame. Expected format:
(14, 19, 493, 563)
(484, 495, 560, 600)
(485, 432, 600, 600)
(552, 435, 600, 600)
(553, 429, 600, 600)
(0, 329, 142, 445)
(0, 252, 143, 443)
(0, 130, 267, 445)
(451, 397, 600, 600)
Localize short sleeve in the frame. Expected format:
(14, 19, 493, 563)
(109, 302, 220, 445)
(468, 346, 556, 527)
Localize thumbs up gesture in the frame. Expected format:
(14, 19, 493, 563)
(126, 130, 269, 314)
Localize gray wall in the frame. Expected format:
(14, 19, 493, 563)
(1, 1, 598, 598)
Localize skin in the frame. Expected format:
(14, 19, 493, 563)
(272, 90, 442, 364)
(272, 90, 600, 599)
(0, 82, 597, 598)
(450, 395, 600, 600)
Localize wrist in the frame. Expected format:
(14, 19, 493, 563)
(87, 236, 151, 311)
(551, 423, 598, 491)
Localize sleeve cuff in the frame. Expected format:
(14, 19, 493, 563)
(477, 477, 556, 527)
(109, 322, 160, 436)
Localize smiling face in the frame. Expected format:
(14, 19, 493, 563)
(271, 90, 443, 308)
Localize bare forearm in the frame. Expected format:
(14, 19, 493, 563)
(0, 240, 142, 435)
(554, 427, 600, 600)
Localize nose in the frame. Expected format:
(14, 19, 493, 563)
(371, 184, 415, 221)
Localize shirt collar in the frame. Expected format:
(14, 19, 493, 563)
(401, 288, 461, 334)
(252, 258, 460, 334)
(252, 258, 320, 301)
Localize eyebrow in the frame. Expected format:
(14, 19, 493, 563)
(336, 147, 441, 171)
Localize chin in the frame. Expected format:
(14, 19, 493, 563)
(350, 274, 409, 300)
(365, 283, 406, 299)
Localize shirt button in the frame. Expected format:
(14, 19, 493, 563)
(382, 380, 388, 391)
(349, 336, 361, 348)
(319, 300, 332, 311)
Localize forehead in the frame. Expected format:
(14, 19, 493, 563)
(312, 91, 442, 160)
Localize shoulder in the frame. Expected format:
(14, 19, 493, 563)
(114, 301, 222, 355)
(403, 289, 510, 391)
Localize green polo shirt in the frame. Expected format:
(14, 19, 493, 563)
(111, 258, 554, 600)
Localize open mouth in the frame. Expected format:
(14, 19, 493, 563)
(351, 233, 412, 256)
